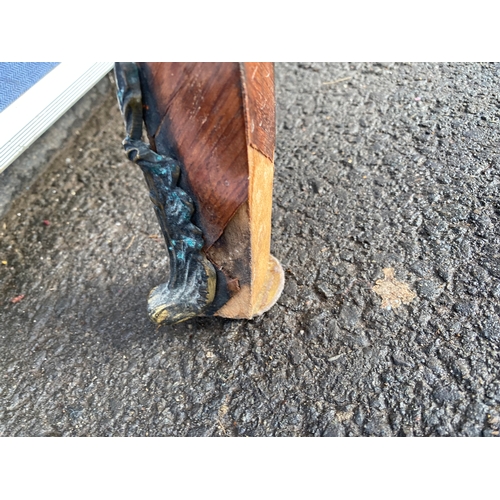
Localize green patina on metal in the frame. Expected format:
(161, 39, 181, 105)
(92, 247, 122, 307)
(114, 62, 218, 324)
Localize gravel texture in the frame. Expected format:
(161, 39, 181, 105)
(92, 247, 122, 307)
(1, 63, 499, 437)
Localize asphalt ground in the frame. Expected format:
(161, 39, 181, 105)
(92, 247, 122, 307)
(0, 63, 499, 437)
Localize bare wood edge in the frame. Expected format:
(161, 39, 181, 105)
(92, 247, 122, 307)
(214, 146, 284, 319)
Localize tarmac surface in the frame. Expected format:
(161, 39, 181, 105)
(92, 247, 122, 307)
(1, 63, 499, 437)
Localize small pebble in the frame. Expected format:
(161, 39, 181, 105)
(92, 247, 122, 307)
(10, 294, 25, 304)
(416, 280, 442, 300)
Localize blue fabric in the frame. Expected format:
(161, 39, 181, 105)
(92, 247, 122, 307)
(0, 62, 60, 113)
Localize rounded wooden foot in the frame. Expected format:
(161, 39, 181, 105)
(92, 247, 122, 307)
(215, 254, 284, 319)
(253, 254, 285, 316)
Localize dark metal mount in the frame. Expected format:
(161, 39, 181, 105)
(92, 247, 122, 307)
(114, 62, 217, 324)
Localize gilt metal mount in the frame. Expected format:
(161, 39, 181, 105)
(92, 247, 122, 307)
(114, 63, 217, 324)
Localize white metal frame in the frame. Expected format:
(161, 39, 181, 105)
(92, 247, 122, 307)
(0, 62, 113, 174)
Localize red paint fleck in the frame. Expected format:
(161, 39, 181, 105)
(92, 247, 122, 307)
(42, 220, 50, 226)
(11, 294, 25, 304)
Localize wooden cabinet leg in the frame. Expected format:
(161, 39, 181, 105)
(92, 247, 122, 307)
(115, 62, 284, 324)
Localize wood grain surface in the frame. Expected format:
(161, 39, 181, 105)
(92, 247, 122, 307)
(136, 62, 283, 316)
(241, 62, 275, 161)
(138, 62, 248, 248)
(213, 147, 284, 318)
